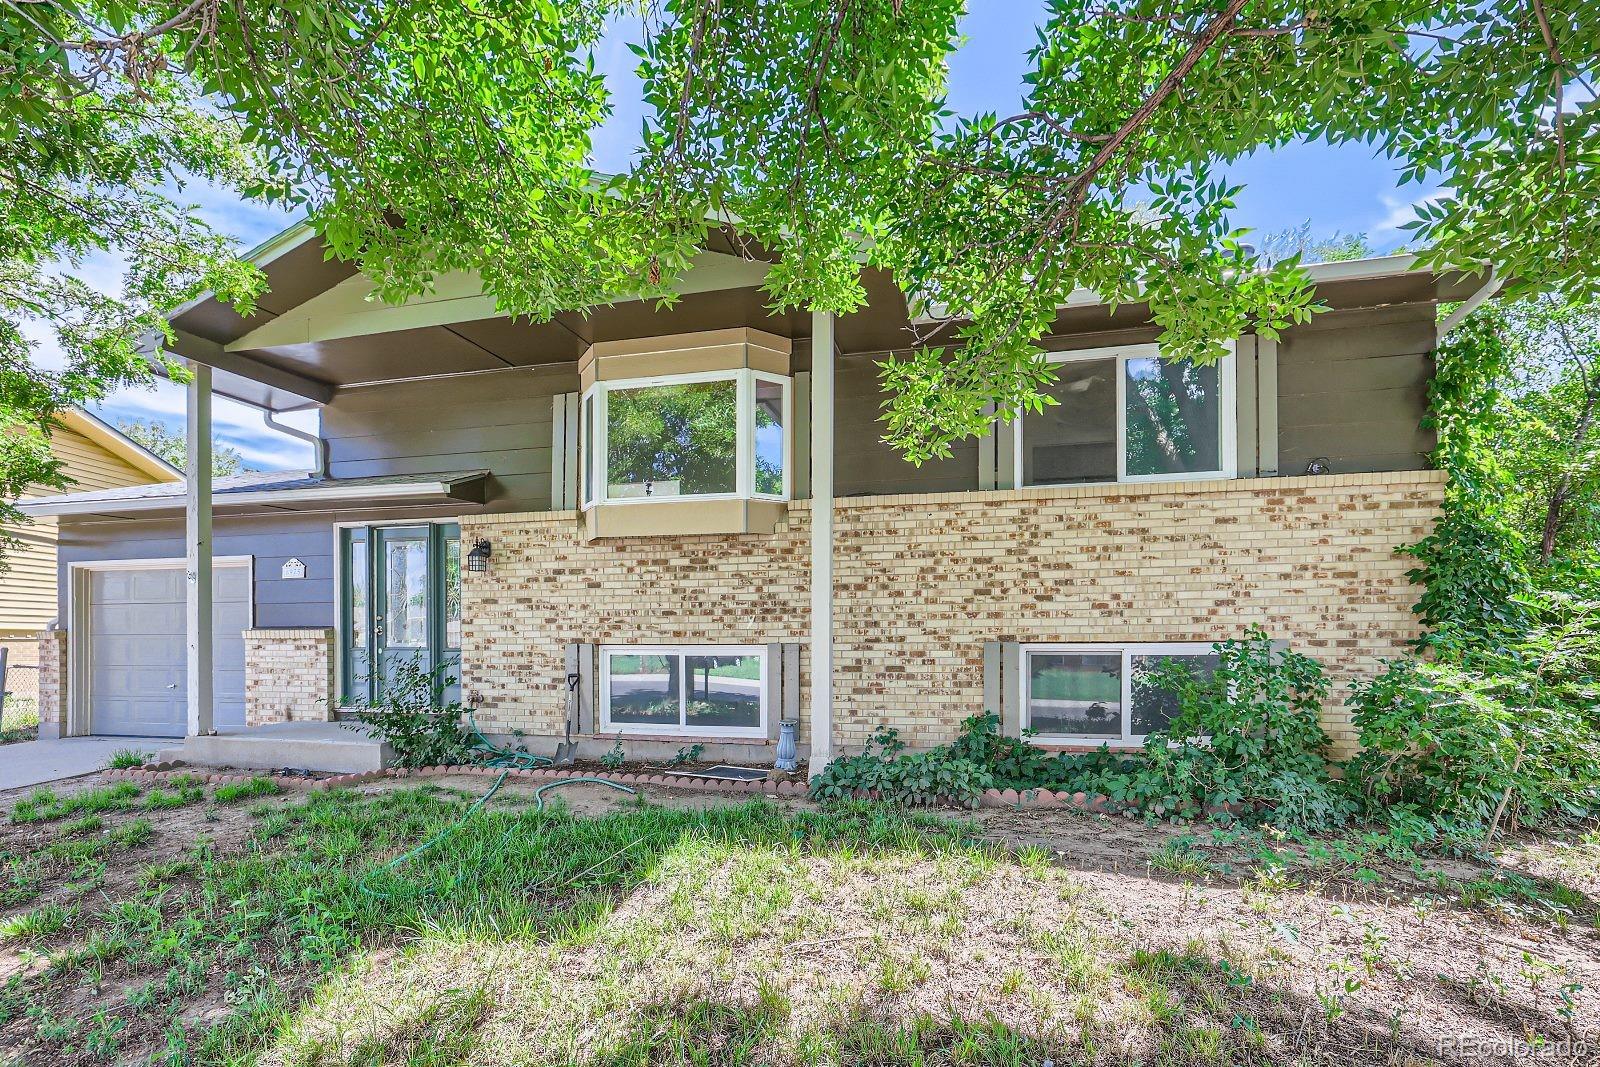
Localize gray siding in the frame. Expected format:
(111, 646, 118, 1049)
(833, 353, 978, 496)
(54, 505, 466, 629)
(1277, 304, 1436, 475)
(320, 364, 577, 513)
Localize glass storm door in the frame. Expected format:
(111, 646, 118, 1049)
(341, 523, 460, 706)
(374, 526, 432, 695)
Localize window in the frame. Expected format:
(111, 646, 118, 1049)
(1021, 643, 1221, 745)
(1017, 343, 1234, 486)
(582, 370, 790, 506)
(339, 522, 460, 706)
(600, 645, 766, 738)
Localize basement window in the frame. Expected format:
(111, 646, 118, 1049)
(1016, 343, 1236, 486)
(1020, 643, 1221, 746)
(599, 645, 767, 738)
(581, 370, 790, 506)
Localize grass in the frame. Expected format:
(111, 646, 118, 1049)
(0, 697, 38, 744)
(104, 748, 151, 770)
(0, 781, 1596, 1065)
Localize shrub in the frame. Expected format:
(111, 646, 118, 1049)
(1345, 648, 1600, 841)
(104, 749, 150, 771)
(1132, 628, 1348, 830)
(810, 726, 994, 808)
(353, 661, 476, 769)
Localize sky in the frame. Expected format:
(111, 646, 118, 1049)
(82, 1, 1436, 472)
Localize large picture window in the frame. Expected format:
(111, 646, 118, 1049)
(1017, 343, 1235, 486)
(1021, 643, 1221, 745)
(582, 370, 790, 506)
(599, 645, 767, 738)
(339, 522, 460, 706)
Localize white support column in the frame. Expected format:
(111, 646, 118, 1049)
(807, 311, 835, 777)
(185, 361, 215, 736)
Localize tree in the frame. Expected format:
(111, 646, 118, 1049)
(1491, 297, 1600, 576)
(1256, 223, 1378, 266)
(5, 0, 1598, 478)
(115, 417, 249, 477)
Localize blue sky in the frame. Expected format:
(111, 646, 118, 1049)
(89, 2, 1434, 471)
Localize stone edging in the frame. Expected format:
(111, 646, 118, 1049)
(109, 765, 387, 791)
(112, 762, 1126, 812)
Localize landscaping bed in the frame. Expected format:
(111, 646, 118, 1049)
(0, 773, 1597, 1065)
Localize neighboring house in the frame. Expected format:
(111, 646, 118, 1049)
(2, 409, 180, 722)
(19, 222, 1487, 762)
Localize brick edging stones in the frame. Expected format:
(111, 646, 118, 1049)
(111, 763, 1130, 812)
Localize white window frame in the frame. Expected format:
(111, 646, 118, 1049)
(598, 644, 769, 739)
(581, 369, 792, 508)
(1018, 642, 1219, 747)
(1014, 342, 1237, 487)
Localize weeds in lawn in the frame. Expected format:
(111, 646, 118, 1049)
(1149, 837, 1214, 879)
(211, 777, 283, 804)
(10, 782, 142, 824)
(0, 902, 75, 942)
(104, 749, 150, 771)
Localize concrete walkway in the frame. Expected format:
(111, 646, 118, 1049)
(0, 736, 163, 792)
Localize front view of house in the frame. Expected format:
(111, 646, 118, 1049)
(21, 225, 1482, 768)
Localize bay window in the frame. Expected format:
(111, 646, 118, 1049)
(599, 645, 768, 738)
(1021, 643, 1221, 745)
(1017, 343, 1235, 486)
(581, 370, 790, 506)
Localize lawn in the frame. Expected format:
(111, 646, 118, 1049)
(1, 773, 1598, 1065)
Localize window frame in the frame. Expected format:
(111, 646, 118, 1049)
(598, 643, 769, 739)
(1014, 342, 1237, 487)
(1018, 641, 1219, 747)
(581, 369, 791, 508)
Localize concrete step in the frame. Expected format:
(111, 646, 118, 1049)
(161, 722, 391, 774)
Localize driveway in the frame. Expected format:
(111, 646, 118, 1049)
(0, 736, 160, 792)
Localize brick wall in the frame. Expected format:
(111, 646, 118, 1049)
(461, 471, 1443, 756)
(36, 629, 66, 739)
(243, 629, 335, 726)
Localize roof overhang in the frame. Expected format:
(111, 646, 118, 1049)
(18, 471, 489, 520)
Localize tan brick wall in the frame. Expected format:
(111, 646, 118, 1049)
(36, 629, 66, 739)
(244, 629, 335, 726)
(461, 472, 1443, 756)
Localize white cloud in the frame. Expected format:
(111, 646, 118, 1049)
(91, 382, 315, 473)
(1369, 189, 1449, 245)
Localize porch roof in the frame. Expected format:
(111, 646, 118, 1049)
(16, 469, 489, 520)
(159, 219, 1489, 413)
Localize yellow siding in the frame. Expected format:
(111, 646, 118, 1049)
(1, 427, 167, 634)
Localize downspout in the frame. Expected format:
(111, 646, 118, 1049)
(262, 409, 329, 479)
(1437, 267, 1503, 343)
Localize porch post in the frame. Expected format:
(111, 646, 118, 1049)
(807, 310, 835, 776)
(185, 361, 214, 736)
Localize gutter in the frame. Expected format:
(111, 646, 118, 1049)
(16, 477, 479, 518)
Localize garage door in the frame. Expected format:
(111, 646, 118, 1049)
(87, 564, 250, 737)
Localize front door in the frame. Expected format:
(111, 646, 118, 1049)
(375, 525, 433, 694)
(341, 523, 460, 706)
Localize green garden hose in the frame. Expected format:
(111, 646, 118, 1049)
(465, 710, 553, 770)
(357, 772, 638, 899)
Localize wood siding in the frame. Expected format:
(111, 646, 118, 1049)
(2, 428, 165, 634)
(1277, 304, 1437, 475)
(320, 364, 577, 513)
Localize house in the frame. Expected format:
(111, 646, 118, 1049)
(18, 220, 1493, 767)
(2, 409, 180, 728)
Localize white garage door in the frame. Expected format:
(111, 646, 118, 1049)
(87, 564, 250, 737)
